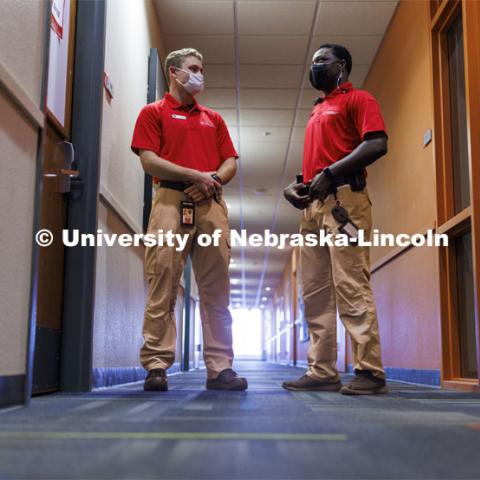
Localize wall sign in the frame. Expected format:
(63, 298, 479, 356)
(47, 0, 71, 128)
(51, 0, 65, 40)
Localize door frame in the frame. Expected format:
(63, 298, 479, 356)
(430, 0, 480, 391)
(25, 0, 107, 402)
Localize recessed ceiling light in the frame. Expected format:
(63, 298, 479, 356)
(262, 296, 267, 301)
(260, 305, 265, 309)
(265, 287, 271, 291)
(231, 278, 239, 284)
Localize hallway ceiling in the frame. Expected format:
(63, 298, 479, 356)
(153, 0, 398, 308)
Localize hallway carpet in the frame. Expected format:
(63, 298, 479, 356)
(1, 362, 480, 479)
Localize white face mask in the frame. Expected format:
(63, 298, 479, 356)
(175, 68, 204, 95)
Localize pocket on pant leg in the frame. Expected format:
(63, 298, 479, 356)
(145, 244, 179, 276)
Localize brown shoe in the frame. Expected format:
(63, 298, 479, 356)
(144, 368, 168, 391)
(340, 370, 388, 395)
(206, 368, 248, 391)
(282, 374, 341, 391)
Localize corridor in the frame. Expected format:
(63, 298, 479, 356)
(1, 362, 480, 479)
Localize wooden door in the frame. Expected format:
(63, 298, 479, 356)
(32, 0, 77, 394)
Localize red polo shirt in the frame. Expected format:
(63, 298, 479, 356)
(131, 93, 238, 183)
(302, 82, 387, 182)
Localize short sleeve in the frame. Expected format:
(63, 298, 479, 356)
(131, 104, 162, 156)
(350, 91, 387, 140)
(214, 113, 238, 161)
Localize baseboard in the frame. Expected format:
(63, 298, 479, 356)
(347, 364, 440, 386)
(0, 374, 25, 408)
(92, 363, 182, 389)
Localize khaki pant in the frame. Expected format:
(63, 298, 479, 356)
(299, 185, 385, 380)
(141, 187, 233, 379)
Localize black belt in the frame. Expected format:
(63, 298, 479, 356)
(158, 180, 191, 192)
(328, 170, 366, 191)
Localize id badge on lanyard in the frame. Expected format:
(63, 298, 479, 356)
(180, 200, 195, 227)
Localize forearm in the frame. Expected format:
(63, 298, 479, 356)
(139, 150, 197, 182)
(216, 157, 237, 185)
(328, 137, 387, 177)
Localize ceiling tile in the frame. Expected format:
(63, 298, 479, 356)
(240, 36, 309, 64)
(197, 88, 237, 108)
(240, 109, 294, 126)
(239, 65, 304, 88)
(285, 142, 305, 177)
(204, 64, 236, 87)
(165, 35, 234, 64)
(239, 126, 292, 143)
(216, 108, 238, 125)
(154, 0, 234, 35)
(241, 140, 289, 164)
(314, 1, 398, 36)
(240, 89, 297, 108)
(299, 86, 319, 108)
(349, 64, 371, 86)
(291, 128, 306, 144)
(227, 127, 239, 149)
(294, 109, 313, 127)
(238, 1, 316, 35)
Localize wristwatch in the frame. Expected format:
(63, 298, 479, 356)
(211, 173, 223, 185)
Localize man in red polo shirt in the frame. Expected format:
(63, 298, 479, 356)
(131, 48, 247, 392)
(283, 44, 388, 395)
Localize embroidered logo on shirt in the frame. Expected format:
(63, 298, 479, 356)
(171, 114, 187, 120)
(322, 110, 339, 116)
(200, 119, 215, 128)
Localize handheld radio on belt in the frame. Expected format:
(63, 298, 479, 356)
(294, 170, 361, 244)
(323, 167, 360, 244)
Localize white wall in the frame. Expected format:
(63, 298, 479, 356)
(100, 0, 165, 231)
(93, 0, 167, 370)
(0, 0, 47, 375)
(0, 0, 46, 106)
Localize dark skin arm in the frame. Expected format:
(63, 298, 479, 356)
(309, 131, 388, 201)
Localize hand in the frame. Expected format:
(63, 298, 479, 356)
(189, 171, 221, 198)
(184, 184, 207, 203)
(284, 181, 312, 210)
(309, 172, 331, 202)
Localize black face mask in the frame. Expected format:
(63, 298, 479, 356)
(309, 62, 343, 91)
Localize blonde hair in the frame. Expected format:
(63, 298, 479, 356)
(165, 48, 203, 81)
